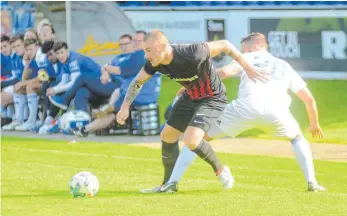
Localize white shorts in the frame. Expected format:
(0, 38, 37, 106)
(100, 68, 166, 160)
(207, 97, 302, 140)
(2, 85, 14, 94)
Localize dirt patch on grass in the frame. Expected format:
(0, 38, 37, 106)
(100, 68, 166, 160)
(135, 138, 347, 163)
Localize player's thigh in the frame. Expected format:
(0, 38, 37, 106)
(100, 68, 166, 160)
(27, 80, 42, 93)
(84, 75, 119, 97)
(2, 85, 14, 95)
(207, 103, 255, 139)
(264, 110, 301, 140)
(166, 93, 195, 133)
(160, 123, 183, 143)
(188, 97, 227, 137)
(182, 126, 205, 148)
(14, 81, 27, 93)
(1, 86, 14, 105)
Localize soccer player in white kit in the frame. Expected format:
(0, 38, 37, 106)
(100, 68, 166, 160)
(163, 32, 326, 192)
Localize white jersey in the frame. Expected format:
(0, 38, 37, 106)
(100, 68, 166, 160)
(207, 51, 306, 139)
(235, 50, 306, 108)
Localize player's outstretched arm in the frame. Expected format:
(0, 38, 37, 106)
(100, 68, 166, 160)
(206, 40, 268, 83)
(116, 67, 152, 125)
(216, 61, 242, 80)
(296, 87, 324, 139)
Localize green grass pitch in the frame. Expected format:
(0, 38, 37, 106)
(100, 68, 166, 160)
(2, 137, 346, 216)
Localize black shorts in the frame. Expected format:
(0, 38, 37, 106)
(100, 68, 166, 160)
(166, 93, 227, 133)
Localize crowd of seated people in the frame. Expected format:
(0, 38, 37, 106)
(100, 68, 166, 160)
(1, 23, 163, 137)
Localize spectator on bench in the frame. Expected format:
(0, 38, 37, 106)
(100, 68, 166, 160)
(11, 38, 46, 131)
(2, 35, 26, 130)
(71, 30, 162, 137)
(1, 35, 14, 126)
(48, 41, 120, 113)
(78, 33, 135, 117)
(35, 41, 64, 134)
(24, 28, 39, 41)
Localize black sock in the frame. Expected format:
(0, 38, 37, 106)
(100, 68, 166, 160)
(161, 141, 179, 184)
(192, 140, 223, 173)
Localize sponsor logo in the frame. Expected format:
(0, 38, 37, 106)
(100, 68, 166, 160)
(79, 35, 122, 57)
(172, 75, 199, 82)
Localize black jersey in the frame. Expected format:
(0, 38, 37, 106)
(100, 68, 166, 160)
(144, 43, 226, 100)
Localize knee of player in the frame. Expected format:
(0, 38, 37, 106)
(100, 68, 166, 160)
(160, 129, 178, 143)
(76, 88, 89, 97)
(182, 135, 201, 150)
(14, 83, 21, 92)
(25, 84, 34, 93)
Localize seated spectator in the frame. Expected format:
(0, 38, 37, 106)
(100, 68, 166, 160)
(24, 28, 39, 41)
(1, 35, 14, 126)
(2, 35, 26, 130)
(48, 41, 120, 113)
(1, 35, 12, 78)
(34, 41, 64, 134)
(11, 38, 45, 131)
(38, 22, 55, 43)
(92, 33, 135, 116)
(71, 30, 162, 137)
(37, 41, 65, 134)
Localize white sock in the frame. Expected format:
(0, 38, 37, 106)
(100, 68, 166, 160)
(1, 105, 6, 118)
(44, 115, 53, 125)
(168, 145, 197, 183)
(23, 98, 29, 121)
(13, 93, 26, 123)
(7, 105, 14, 119)
(291, 135, 317, 184)
(27, 93, 39, 124)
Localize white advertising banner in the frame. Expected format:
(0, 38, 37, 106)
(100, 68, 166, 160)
(124, 11, 230, 44)
(125, 9, 347, 80)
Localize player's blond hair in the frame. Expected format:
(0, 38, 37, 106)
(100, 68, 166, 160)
(241, 32, 267, 48)
(144, 29, 169, 45)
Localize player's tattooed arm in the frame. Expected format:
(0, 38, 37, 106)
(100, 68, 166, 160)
(123, 67, 152, 107)
(206, 40, 241, 60)
(207, 40, 269, 83)
(216, 61, 242, 80)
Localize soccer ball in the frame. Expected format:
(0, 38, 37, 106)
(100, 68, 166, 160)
(69, 171, 99, 198)
(59, 110, 91, 132)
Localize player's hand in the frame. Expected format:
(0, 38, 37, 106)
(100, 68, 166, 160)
(14, 82, 25, 92)
(23, 53, 30, 65)
(246, 67, 270, 83)
(101, 70, 110, 85)
(46, 88, 55, 96)
(116, 107, 129, 125)
(307, 124, 324, 139)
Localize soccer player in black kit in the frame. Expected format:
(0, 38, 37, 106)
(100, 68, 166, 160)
(116, 30, 268, 193)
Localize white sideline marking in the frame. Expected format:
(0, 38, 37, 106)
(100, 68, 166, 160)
(2, 147, 326, 176)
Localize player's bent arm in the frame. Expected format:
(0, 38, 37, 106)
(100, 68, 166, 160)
(22, 64, 32, 81)
(1, 74, 20, 89)
(296, 87, 320, 127)
(104, 65, 121, 75)
(52, 73, 77, 94)
(207, 40, 262, 81)
(121, 67, 152, 109)
(206, 40, 241, 59)
(216, 61, 242, 80)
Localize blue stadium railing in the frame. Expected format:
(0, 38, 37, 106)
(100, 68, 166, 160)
(1, 1, 36, 35)
(116, 1, 347, 8)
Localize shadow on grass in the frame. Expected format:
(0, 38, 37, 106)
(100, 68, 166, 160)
(1, 188, 227, 199)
